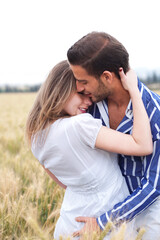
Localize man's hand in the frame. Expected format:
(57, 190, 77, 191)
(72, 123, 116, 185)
(73, 216, 101, 239)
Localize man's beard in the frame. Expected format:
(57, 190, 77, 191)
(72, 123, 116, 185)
(91, 80, 111, 103)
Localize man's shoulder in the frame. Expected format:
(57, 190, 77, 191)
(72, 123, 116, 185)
(141, 83, 160, 139)
(141, 82, 160, 112)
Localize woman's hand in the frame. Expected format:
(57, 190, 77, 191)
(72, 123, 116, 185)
(119, 68, 138, 92)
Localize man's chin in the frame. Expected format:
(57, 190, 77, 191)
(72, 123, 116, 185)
(91, 96, 98, 102)
(91, 96, 104, 103)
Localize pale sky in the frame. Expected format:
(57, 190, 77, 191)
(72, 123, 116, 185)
(0, 0, 160, 86)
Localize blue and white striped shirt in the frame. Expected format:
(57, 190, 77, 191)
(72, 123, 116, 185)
(89, 79, 160, 229)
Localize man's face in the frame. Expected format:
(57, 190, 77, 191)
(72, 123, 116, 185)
(70, 64, 111, 102)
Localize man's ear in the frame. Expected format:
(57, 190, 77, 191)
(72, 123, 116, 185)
(101, 71, 113, 84)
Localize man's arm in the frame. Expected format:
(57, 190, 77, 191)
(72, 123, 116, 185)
(97, 138, 160, 229)
(74, 138, 160, 236)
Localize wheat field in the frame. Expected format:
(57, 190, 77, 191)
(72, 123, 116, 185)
(0, 93, 65, 240)
(0, 91, 160, 240)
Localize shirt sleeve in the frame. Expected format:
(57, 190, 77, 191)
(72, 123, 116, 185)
(97, 135, 160, 230)
(72, 113, 102, 149)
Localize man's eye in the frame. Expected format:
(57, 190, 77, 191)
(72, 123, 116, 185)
(77, 80, 87, 85)
(78, 92, 84, 95)
(82, 81, 87, 85)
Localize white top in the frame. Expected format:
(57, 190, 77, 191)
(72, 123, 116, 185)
(32, 113, 131, 239)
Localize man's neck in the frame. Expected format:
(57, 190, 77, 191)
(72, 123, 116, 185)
(107, 86, 130, 107)
(107, 88, 130, 130)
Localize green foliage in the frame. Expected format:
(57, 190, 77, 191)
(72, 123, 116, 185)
(0, 84, 41, 93)
(0, 71, 160, 93)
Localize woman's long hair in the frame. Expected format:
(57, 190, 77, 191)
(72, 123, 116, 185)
(26, 60, 76, 145)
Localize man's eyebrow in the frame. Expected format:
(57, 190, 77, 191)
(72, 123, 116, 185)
(76, 79, 87, 82)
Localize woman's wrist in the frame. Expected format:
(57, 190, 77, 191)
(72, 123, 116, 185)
(128, 85, 139, 97)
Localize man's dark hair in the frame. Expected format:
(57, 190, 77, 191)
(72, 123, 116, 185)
(67, 32, 130, 79)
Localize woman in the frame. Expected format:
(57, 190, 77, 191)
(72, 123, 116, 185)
(26, 60, 152, 239)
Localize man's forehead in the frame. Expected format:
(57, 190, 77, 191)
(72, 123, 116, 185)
(70, 64, 97, 82)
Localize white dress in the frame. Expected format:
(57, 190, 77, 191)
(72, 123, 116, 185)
(31, 114, 134, 239)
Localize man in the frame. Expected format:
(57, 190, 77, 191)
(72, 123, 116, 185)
(67, 32, 160, 239)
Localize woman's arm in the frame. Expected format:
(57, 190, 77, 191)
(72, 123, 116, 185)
(95, 69, 153, 156)
(42, 165, 67, 189)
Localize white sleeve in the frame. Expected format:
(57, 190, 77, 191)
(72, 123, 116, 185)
(71, 113, 102, 149)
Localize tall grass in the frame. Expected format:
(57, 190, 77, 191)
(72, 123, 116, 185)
(0, 91, 159, 239)
(0, 93, 64, 239)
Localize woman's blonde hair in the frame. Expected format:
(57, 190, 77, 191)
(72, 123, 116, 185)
(26, 60, 76, 145)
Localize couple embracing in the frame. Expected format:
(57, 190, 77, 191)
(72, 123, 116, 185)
(26, 32, 160, 240)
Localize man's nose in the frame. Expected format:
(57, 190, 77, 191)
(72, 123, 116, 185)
(76, 81, 84, 92)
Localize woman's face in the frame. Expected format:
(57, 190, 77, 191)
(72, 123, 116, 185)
(63, 92, 92, 116)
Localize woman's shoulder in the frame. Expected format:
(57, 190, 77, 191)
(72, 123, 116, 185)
(39, 114, 97, 150)
(48, 114, 102, 142)
(51, 114, 96, 129)
(71, 113, 102, 127)
(71, 113, 97, 123)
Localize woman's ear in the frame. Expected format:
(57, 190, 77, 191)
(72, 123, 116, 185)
(101, 71, 113, 84)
